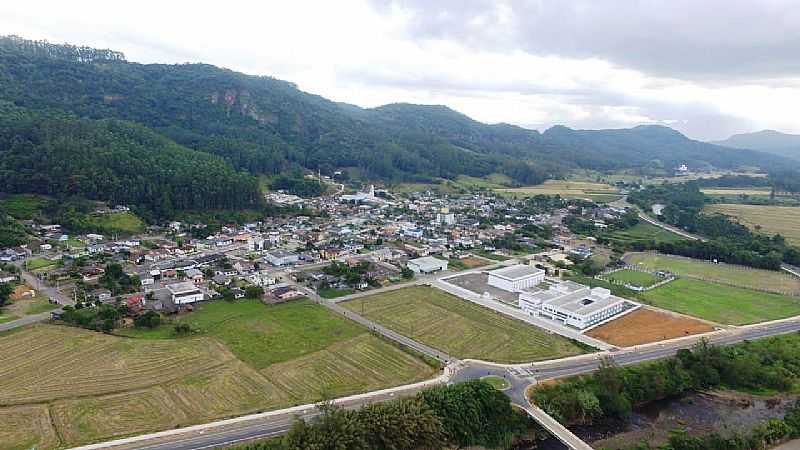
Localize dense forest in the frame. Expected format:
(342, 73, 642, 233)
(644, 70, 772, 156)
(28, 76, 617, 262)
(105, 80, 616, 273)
(1, 35, 797, 204)
(629, 182, 800, 269)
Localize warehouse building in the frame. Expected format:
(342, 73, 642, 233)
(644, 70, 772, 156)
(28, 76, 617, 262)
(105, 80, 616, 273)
(407, 256, 448, 274)
(487, 264, 545, 292)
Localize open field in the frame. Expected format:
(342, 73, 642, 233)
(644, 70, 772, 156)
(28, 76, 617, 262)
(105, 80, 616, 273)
(318, 287, 355, 299)
(700, 187, 772, 196)
(604, 222, 687, 247)
(85, 211, 145, 235)
(705, 204, 800, 246)
(496, 180, 621, 202)
(625, 253, 800, 295)
(341, 286, 587, 363)
(586, 307, 715, 347)
(0, 404, 59, 450)
(448, 257, 490, 271)
(1, 290, 58, 320)
(1, 300, 437, 448)
(605, 269, 661, 287)
(641, 278, 800, 325)
(25, 257, 56, 270)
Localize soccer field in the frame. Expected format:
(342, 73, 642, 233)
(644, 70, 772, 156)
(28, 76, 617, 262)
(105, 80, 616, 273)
(626, 253, 800, 296)
(605, 269, 661, 287)
(641, 278, 800, 325)
(341, 286, 588, 363)
(0, 300, 437, 448)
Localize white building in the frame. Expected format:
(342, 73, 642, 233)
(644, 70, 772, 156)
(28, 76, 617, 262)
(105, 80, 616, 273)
(407, 256, 448, 274)
(519, 281, 636, 329)
(488, 264, 545, 292)
(166, 281, 205, 305)
(265, 249, 299, 266)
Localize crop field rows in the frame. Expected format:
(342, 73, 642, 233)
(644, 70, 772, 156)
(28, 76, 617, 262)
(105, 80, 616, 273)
(341, 286, 587, 363)
(0, 299, 440, 449)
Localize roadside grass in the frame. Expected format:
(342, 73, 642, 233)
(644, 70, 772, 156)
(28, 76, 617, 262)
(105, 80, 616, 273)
(704, 203, 800, 246)
(318, 287, 355, 299)
(480, 375, 510, 391)
(85, 212, 145, 235)
(605, 269, 661, 287)
(641, 278, 800, 325)
(341, 286, 588, 363)
(604, 222, 686, 247)
(625, 253, 800, 296)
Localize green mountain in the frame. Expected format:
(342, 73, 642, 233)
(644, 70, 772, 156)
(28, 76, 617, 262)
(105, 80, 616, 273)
(712, 130, 800, 161)
(0, 35, 796, 218)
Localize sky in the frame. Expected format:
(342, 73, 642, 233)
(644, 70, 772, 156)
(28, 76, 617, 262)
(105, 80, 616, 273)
(1, 0, 799, 140)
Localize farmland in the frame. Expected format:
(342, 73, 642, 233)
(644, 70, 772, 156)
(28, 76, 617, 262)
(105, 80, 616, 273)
(604, 222, 686, 246)
(700, 187, 772, 196)
(705, 204, 800, 246)
(586, 307, 715, 347)
(0, 300, 437, 448)
(341, 286, 587, 363)
(495, 180, 621, 203)
(605, 269, 661, 287)
(625, 253, 800, 295)
(641, 278, 800, 325)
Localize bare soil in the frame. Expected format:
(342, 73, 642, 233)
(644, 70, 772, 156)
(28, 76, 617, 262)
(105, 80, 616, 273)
(586, 308, 714, 347)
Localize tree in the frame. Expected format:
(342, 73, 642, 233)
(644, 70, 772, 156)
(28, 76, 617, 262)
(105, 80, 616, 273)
(401, 267, 414, 280)
(0, 282, 12, 307)
(134, 311, 161, 329)
(174, 323, 193, 336)
(245, 286, 264, 298)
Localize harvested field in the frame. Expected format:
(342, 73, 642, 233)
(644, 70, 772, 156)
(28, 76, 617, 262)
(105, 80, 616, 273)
(586, 308, 715, 347)
(626, 252, 800, 296)
(0, 404, 58, 450)
(0, 325, 234, 406)
(263, 334, 436, 404)
(705, 204, 800, 246)
(51, 387, 187, 446)
(496, 180, 621, 203)
(700, 188, 772, 196)
(341, 286, 587, 363)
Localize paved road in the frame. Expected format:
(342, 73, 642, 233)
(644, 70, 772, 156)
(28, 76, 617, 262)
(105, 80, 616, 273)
(0, 261, 72, 332)
(637, 212, 705, 242)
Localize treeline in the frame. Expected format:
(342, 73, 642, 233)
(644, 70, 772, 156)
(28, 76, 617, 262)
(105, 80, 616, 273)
(0, 212, 26, 247)
(271, 174, 324, 198)
(632, 415, 800, 450)
(0, 35, 125, 62)
(0, 107, 263, 219)
(629, 182, 800, 269)
(531, 334, 800, 426)
(234, 381, 530, 450)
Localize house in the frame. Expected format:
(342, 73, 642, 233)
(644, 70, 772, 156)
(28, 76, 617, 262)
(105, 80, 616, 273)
(81, 266, 106, 282)
(185, 268, 204, 284)
(0, 271, 19, 283)
(487, 265, 545, 292)
(231, 287, 246, 299)
(126, 293, 145, 312)
(248, 272, 277, 287)
(166, 281, 204, 305)
(265, 249, 299, 266)
(270, 286, 304, 301)
(407, 256, 448, 274)
(93, 289, 112, 302)
(212, 273, 231, 286)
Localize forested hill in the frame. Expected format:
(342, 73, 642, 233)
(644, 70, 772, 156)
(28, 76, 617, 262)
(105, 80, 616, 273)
(0, 35, 796, 215)
(712, 130, 800, 162)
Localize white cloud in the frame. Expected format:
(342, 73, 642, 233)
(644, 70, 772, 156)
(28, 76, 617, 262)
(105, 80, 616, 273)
(0, 0, 798, 140)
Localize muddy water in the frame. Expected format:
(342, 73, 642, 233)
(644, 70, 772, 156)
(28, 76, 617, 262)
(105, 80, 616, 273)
(536, 391, 796, 449)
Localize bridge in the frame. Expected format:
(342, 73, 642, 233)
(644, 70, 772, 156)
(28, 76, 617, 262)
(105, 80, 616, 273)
(522, 405, 593, 450)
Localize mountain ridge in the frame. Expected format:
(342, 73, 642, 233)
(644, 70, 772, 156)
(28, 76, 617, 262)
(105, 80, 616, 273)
(712, 130, 800, 161)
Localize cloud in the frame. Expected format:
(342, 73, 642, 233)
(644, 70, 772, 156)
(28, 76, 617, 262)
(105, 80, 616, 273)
(0, 0, 797, 141)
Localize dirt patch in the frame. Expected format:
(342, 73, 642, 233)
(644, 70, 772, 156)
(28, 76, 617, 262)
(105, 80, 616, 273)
(586, 308, 714, 347)
(460, 257, 487, 268)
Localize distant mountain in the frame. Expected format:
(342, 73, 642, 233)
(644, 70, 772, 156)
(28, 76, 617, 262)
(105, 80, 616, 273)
(712, 130, 800, 161)
(0, 35, 797, 217)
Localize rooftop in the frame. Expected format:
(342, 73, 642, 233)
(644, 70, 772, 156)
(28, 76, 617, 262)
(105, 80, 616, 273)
(489, 264, 545, 281)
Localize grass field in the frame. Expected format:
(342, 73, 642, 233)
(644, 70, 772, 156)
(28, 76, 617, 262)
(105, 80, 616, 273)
(0, 194, 50, 219)
(25, 257, 55, 270)
(496, 180, 621, 203)
(1, 300, 437, 448)
(705, 204, 800, 246)
(480, 375, 510, 391)
(605, 269, 661, 287)
(604, 222, 687, 247)
(341, 286, 587, 363)
(318, 287, 355, 299)
(625, 253, 800, 295)
(586, 307, 715, 347)
(1, 291, 58, 320)
(641, 278, 800, 325)
(85, 212, 145, 235)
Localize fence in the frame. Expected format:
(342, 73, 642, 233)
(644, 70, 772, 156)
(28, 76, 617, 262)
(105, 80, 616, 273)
(595, 265, 676, 292)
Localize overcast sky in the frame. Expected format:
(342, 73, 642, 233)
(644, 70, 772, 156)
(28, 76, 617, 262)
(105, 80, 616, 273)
(2, 0, 799, 140)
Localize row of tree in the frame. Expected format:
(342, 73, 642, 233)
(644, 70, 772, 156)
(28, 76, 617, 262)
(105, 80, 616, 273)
(234, 380, 531, 450)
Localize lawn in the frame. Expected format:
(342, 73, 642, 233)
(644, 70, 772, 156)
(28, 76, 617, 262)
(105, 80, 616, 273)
(25, 257, 55, 270)
(341, 286, 588, 363)
(2, 300, 438, 448)
(480, 375, 510, 391)
(705, 204, 800, 246)
(625, 253, 800, 296)
(605, 269, 661, 287)
(604, 222, 687, 247)
(641, 278, 800, 325)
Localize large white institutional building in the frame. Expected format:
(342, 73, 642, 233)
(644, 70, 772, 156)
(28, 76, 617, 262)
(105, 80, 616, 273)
(487, 265, 545, 291)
